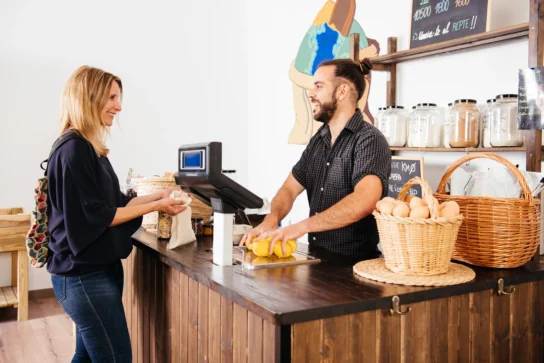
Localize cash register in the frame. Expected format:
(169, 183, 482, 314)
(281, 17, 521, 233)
(175, 142, 264, 266)
(176, 142, 320, 269)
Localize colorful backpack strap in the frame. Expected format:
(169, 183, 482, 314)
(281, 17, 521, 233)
(40, 130, 82, 173)
(27, 129, 83, 268)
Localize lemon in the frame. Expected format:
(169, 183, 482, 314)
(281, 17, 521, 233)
(251, 238, 271, 257)
(273, 240, 298, 258)
(245, 237, 256, 249)
(246, 236, 270, 250)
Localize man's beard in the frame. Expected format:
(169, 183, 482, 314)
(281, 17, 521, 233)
(313, 97, 338, 124)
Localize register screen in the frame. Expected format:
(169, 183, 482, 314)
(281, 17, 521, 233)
(182, 150, 205, 170)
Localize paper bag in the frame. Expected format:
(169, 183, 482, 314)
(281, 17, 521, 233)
(167, 191, 196, 250)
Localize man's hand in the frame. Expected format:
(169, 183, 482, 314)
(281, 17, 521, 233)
(239, 173, 304, 248)
(260, 223, 306, 255)
(239, 217, 278, 248)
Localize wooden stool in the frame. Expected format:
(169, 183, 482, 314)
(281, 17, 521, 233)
(0, 208, 29, 321)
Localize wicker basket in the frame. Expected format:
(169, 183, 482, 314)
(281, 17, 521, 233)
(134, 175, 213, 230)
(434, 153, 540, 269)
(374, 177, 464, 276)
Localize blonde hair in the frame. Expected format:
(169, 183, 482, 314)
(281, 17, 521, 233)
(60, 65, 122, 157)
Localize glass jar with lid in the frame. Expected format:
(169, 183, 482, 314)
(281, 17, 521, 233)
(191, 217, 204, 236)
(490, 94, 524, 147)
(408, 103, 442, 147)
(381, 105, 407, 147)
(407, 106, 416, 147)
(443, 103, 453, 148)
(449, 99, 480, 148)
(375, 107, 386, 135)
(375, 107, 385, 125)
(481, 99, 495, 148)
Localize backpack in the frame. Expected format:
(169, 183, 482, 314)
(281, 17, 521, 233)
(26, 130, 81, 268)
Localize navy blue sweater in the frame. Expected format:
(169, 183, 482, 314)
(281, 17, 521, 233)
(46, 137, 142, 275)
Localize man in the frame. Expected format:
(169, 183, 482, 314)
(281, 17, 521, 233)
(240, 58, 391, 262)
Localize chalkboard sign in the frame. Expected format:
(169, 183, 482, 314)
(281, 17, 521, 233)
(518, 67, 544, 130)
(388, 157, 425, 199)
(410, 0, 490, 49)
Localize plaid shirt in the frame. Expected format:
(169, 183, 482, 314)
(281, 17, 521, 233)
(292, 109, 391, 258)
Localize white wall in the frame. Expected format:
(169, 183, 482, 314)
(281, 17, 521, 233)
(246, 0, 315, 235)
(0, 0, 248, 290)
(247, 0, 532, 239)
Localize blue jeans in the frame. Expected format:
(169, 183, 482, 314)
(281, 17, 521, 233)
(51, 261, 131, 363)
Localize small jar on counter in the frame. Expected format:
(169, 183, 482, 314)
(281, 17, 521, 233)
(490, 94, 524, 147)
(381, 106, 407, 147)
(120, 184, 137, 198)
(203, 222, 213, 236)
(481, 99, 495, 148)
(157, 212, 172, 240)
(121, 168, 137, 198)
(443, 103, 453, 148)
(191, 217, 204, 236)
(408, 103, 442, 147)
(449, 99, 481, 148)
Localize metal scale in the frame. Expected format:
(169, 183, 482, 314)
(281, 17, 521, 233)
(175, 142, 320, 269)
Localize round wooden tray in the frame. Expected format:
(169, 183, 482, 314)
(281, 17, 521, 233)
(353, 258, 476, 287)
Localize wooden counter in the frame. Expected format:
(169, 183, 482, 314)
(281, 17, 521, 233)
(124, 228, 544, 363)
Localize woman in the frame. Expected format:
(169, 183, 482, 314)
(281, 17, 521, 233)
(47, 65, 185, 362)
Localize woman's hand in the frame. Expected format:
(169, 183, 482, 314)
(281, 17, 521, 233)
(158, 188, 191, 200)
(156, 197, 186, 215)
(111, 195, 186, 227)
(159, 188, 175, 200)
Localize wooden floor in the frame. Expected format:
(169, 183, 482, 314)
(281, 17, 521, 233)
(0, 293, 75, 363)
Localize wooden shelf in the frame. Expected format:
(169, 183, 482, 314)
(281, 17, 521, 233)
(390, 147, 526, 152)
(0, 286, 18, 307)
(371, 23, 529, 66)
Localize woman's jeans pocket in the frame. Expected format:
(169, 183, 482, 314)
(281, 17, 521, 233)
(51, 275, 67, 304)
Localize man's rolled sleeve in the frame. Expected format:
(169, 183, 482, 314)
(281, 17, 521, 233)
(351, 132, 392, 198)
(291, 143, 314, 190)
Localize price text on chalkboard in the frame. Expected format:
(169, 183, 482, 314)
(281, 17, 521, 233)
(518, 67, 544, 130)
(388, 157, 424, 199)
(410, 0, 489, 48)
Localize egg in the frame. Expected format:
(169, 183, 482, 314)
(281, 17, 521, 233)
(439, 202, 447, 210)
(409, 196, 426, 210)
(393, 200, 404, 207)
(405, 195, 415, 203)
(439, 206, 458, 218)
(392, 203, 410, 218)
(382, 197, 395, 204)
(379, 202, 395, 215)
(375, 200, 383, 211)
(409, 205, 430, 219)
(441, 201, 460, 215)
